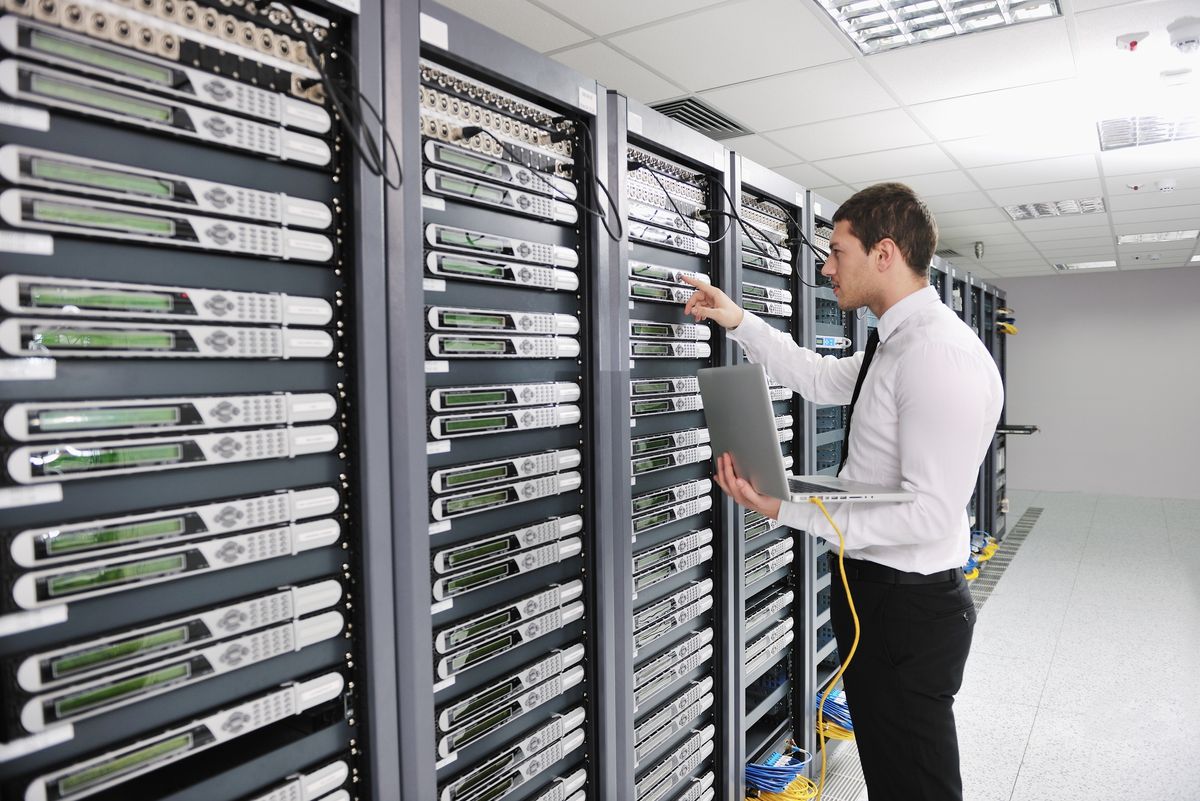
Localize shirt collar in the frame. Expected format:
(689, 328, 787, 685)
(877, 285, 940, 344)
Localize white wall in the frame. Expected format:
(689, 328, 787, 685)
(993, 266, 1200, 501)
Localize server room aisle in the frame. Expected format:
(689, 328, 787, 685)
(832, 489, 1200, 801)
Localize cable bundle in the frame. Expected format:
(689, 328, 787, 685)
(815, 689, 854, 741)
(745, 747, 816, 800)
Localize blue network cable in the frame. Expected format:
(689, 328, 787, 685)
(745, 746, 811, 794)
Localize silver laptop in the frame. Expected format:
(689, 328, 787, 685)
(697, 363, 914, 503)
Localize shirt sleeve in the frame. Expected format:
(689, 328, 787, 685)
(777, 341, 998, 559)
(728, 311, 863, 406)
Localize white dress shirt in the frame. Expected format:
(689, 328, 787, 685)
(729, 285, 1004, 574)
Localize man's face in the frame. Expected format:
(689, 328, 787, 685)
(822, 220, 875, 311)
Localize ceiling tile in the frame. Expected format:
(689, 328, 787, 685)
(938, 232, 1029, 246)
(1119, 259, 1194, 271)
(867, 19, 1077, 105)
(814, 145, 957, 185)
(1106, 188, 1200, 212)
(1104, 167, 1200, 197)
(726, 135, 802, 169)
(768, 110, 931, 162)
(699, 62, 896, 132)
(435, 0, 590, 52)
(933, 208, 1012, 228)
(941, 123, 1097, 169)
(1110, 205, 1200, 226)
(1014, 213, 1120, 231)
(1099, 140, 1200, 177)
(775, 163, 840, 189)
(533, 0, 728, 36)
(552, 42, 685, 103)
(857, 171, 977, 197)
(908, 79, 1084, 142)
(937, 221, 1023, 239)
(922, 191, 996, 214)
(1112, 219, 1200, 236)
(609, 0, 853, 91)
(969, 155, 1100, 189)
(985, 179, 1106, 207)
(1021, 224, 1113, 243)
(810, 185, 856, 206)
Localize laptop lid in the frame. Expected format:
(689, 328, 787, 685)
(697, 363, 791, 499)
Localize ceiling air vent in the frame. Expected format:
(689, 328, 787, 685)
(649, 98, 750, 141)
(935, 248, 962, 258)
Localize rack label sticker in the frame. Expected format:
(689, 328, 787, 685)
(420, 14, 450, 50)
(423, 278, 447, 293)
(795, 192, 805, 206)
(628, 112, 643, 134)
(429, 521, 451, 536)
(0, 483, 62, 510)
(0, 102, 49, 132)
(421, 195, 447, 212)
(578, 87, 597, 115)
(0, 605, 68, 638)
(0, 231, 53, 256)
(425, 361, 449, 374)
(427, 441, 450, 455)
(0, 358, 56, 381)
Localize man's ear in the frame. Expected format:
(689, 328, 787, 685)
(874, 237, 899, 273)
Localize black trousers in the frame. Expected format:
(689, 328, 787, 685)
(828, 560, 977, 801)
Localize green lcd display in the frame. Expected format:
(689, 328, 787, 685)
(634, 565, 671, 588)
(633, 512, 672, 533)
(633, 493, 667, 513)
(57, 733, 193, 797)
(436, 147, 506, 178)
(633, 344, 670, 357)
(743, 285, 766, 298)
(634, 549, 670, 572)
(632, 285, 670, 300)
(31, 73, 173, 123)
(31, 156, 174, 198)
(34, 443, 184, 475)
(437, 175, 508, 204)
(34, 406, 181, 433)
(437, 258, 507, 279)
(441, 339, 507, 354)
(633, 437, 671, 456)
(443, 416, 509, 434)
(33, 199, 175, 236)
(450, 633, 514, 671)
(632, 382, 670, 396)
(46, 554, 187, 598)
(444, 465, 511, 488)
(437, 229, 507, 253)
(54, 663, 190, 718)
(49, 626, 190, 679)
(30, 30, 175, 84)
(445, 490, 510, 515)
(446, 564, 509, 594)
(631, 323, 672, 337)
(744, 300, 767, 313)
(632, 401, 670, 415)
(30, 285, 175, 313)
(446, 680, 515, 726)
(31, 327, 176, 350)
(45, 516, 187, 556)
(632, 266, 671, 280)
(452, 706, 512, 750)
(444, 538, 511, 568)
(471, 775, 514, 801)
(447, 610, 514, 648)
(441, 312, 509, 329)
(633, 456, 671, 474)
(442, 390, 509, 407)
(455, 752, 515, 798)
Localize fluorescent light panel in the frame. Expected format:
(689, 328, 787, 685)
(1004, 197, 1106, 221)
(815, 0, 1061, 54)
(1116, 230, 1199, 244)
(1097, 114, 1200, 151)
(1052, 260, 1114, 271)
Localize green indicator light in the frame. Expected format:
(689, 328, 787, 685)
(55, 663, 190, 717)
(46, 554, 187, 597)
(438, 175, 507, 204)
(445, 489, 509, 515)
(445, 465, 510, 488)
(46, 517, 186, 556)
(438, 147, 506, 178)
(442, 312, 509, 329)
(442, 339, 507, 354)
(633, 344, 671, 357)
(634, 512, 672, 533)
(633, 493, 667, 513)
(32, 73, 172, 122)
(30, 285, 175, 312)
(31, 156, 173, 197)
(443, 390, 509, 407)
(632, 381, 670, 396)
(445, 539, 511, 568)
(34, 443, 184, 475)
(632, 400, 670, 415)
(447, 680, 514, 726)
(57, 733, 193, 797)
(632, 285, 670, 300)
(632, 437, 671, 455)
(34, 406, 181, 433)
(632, 323, 672, 337)
(634, 549, 670, 572)
(32, 327, 176, 350)
(448, 609, 515, 648)
(50, 626, 189, 679)
(452, 633, 514, 671)
(438, 229, 507, 253)
(30, 30, 174, 84)
(444, 416, 508, 434)
(633, 455, 671, 474)
(439, 258, 506, 279)
(33, 199, 175, 236)
(453, 706, 513, 752)
(447, 564, 510, 594)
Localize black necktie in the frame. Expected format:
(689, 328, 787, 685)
(839, 328, 880, 474)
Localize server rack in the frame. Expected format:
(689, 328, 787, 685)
(733, 158, 806, 772)
(0, 3, 395, 801)
(985, 285, 1008, 540)
(615, 94, 730, 801)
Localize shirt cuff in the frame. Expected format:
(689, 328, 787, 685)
(777, 499, 817, 533)
(727, 309, 769, 345)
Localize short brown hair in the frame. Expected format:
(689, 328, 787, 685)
(832, 183, 937, 278)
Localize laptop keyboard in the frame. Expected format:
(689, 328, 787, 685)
(788, 479, 838, 495)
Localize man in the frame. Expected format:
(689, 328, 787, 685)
(681, 183, 1003, 801)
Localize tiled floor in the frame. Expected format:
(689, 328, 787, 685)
(841, 490, 1200, 801)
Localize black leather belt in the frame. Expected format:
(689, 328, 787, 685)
(835, 556, 960, 585)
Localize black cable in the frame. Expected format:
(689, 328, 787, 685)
(575, 118, 624, 243)
(287, 3, 401, 189)
(633, 164, 733, 245)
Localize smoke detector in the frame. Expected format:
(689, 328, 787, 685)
(974, 241, 984, 259)
(1168, 17, 1200, 54)
(1157, 179, 1177, 192)
(1116, 31, 1149, 51)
